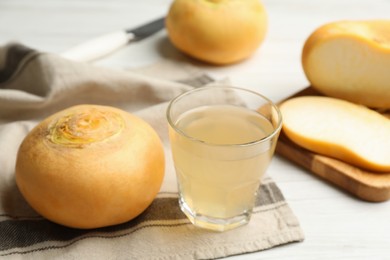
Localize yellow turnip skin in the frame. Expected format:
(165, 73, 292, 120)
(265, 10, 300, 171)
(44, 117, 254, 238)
(280, 96, 390, 172)
(166, 0, 268, 65)
(302, 20, 390, 108)
(15, 105, 165, 229)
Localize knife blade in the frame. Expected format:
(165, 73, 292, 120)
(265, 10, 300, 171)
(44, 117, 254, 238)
(61, 17, 165, 62)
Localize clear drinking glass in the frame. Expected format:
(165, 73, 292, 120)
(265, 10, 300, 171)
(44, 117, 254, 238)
(167, 86, 282, 232)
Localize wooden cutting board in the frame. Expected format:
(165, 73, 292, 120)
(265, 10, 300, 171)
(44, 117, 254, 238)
(275, 87, 390, 202)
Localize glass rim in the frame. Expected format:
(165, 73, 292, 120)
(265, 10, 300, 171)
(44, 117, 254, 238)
(166, 86, 283, 147)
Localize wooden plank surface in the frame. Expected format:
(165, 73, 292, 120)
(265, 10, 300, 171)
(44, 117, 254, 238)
(276, 87, 390, 202)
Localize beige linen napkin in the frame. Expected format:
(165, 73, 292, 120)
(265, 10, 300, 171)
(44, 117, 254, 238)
(0, 43, 304, 259)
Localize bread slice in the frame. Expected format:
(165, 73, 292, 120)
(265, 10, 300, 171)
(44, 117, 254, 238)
(280, 96, 390, 172)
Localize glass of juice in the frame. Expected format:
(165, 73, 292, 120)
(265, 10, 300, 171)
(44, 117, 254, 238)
(166, 86, 282, 232)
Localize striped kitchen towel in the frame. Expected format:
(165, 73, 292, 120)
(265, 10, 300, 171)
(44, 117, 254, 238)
(0, 43, 304, 259)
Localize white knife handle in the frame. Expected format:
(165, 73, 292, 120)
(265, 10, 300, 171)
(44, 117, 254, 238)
(61, 31, 134, 62)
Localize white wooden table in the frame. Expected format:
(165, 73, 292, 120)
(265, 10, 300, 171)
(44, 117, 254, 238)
(1, 0, 390, 259)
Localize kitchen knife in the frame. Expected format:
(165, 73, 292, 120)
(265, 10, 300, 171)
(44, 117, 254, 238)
(61, 17, 165, 62)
